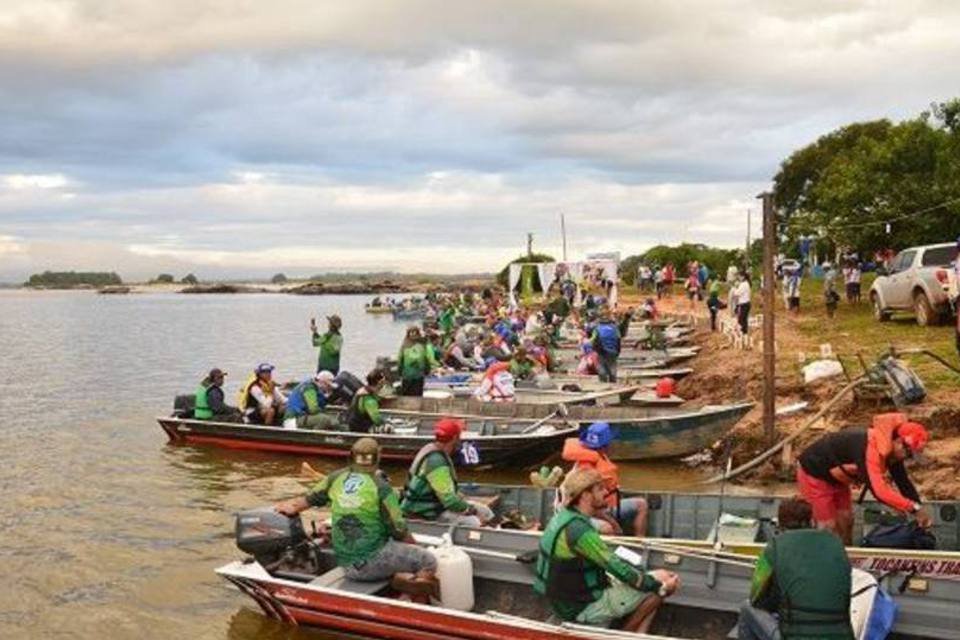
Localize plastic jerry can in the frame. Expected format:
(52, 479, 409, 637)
(429, 536, 474, 611)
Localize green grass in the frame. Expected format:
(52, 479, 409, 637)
(787, 274, 958, 392)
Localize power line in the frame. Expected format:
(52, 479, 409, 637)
(781, 194, 960, 233)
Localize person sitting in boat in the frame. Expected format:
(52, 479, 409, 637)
(444, 332, 484, 371)
(345, 369, 387, 433)
(561, 422, 648, 536)
(534, 469, 679, 633)
(282, 370, 340, 430)
(738, 497, 854, 640)
(508, 346, 538, 381)
(473, 360, 516, 402)
(194, 368, 241, 421)
(397, 326, 438, 397)
(238, 363, 287, 426)
(575, 343, 599, 376)
(796, 412, 932, 545)
(401, 418, 494, 527)
(275, 438, 439, 598)
(311, 314, 343, 375)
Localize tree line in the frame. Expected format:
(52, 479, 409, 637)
(774, 98, 960, 255)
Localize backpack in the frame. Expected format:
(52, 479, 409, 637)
(861, 521, 936, 550)
(595, 323, 621, 356)
(876, 358, 926, 406)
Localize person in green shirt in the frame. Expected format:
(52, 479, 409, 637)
(437, 304, 456, 339)
(739, 498, 854, 640)
(311, 315, 343, 375)
(275, 438, 438, 595)
(397, 326, 438, 396)
(534, 469, 679, 632)
(346, 369, 386, 433)
(508, 346, 537, 381)
(401, 418, 494, 526)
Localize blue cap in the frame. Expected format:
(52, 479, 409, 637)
(580, 422, 614, 450)
(581, 343, 594, 354)
(255, 362, 275, 374)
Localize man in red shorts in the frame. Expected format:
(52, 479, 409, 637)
(796, 412, 932, 544)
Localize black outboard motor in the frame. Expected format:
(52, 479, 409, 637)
(173, 394, 196, 418)
(332, 371, 364, 404)
(235, 508, 316, 572)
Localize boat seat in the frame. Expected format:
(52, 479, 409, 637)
(307, 566, 390, 596)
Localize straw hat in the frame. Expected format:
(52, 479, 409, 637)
(561, 468, 604, 506)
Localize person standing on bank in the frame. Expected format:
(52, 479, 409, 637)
(311, 314, 343, 375)
(397, 326, 437, 396)
(734, 272, 752, 335)
(738, 498, 854, 640)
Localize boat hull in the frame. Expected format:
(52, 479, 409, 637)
(157, 417, 574, 468)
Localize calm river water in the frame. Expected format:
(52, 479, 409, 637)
(0, 291, 708, 640)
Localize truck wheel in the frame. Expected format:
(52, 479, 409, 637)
(914, 292, 935, 326)
(872, 294, 890, 322)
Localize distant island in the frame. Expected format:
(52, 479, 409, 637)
(25, 271, 123, 289)
(18, 270, 493, 294)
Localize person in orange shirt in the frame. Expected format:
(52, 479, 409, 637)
(796, 412, 932, 544)
(561, 422, 648, 536)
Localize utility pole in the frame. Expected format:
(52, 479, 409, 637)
(745, 209, 752, 270)
(560, 213, 568, 262)
(526, 232, 534, 257)
(758, 192, 777, 446)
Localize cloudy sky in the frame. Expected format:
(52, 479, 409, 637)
(0, 1, 957, 280)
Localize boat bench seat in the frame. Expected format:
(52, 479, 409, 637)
(308, 566, 390, 596)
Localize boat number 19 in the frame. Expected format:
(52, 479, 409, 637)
(460, 442, 480, 465)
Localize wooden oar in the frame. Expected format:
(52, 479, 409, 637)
(301, 461, 325, 482)
(520, 402, 571, 434)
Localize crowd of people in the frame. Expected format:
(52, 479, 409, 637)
(192, 285, 651, 431)
(191, 265, 944, 636)
(266, 405, 932, 637)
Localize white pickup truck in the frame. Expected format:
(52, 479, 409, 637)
(869, 242, 958, 326)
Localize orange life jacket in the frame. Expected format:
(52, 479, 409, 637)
(561, 438, 620, 509)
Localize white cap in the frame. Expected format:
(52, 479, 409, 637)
(315, 370, 335, 383)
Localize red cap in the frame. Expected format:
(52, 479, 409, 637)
(898, 421, 929, 453)
(434, 417, 464, 442)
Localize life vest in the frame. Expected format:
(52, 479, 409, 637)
(322, 468, 393, 567)
(475, 361, 515, 402)
(286, 380, 324, 418)
(533, 507, 610, 617)
(399, 343, 430, 380)
(561, 438, 620, 509)
(772, 530, 854, 639)
(797, 414, 918, 514)
(194, 383, 213, 420)
(237, 375, 277, 412)
(400, 443, 457, 520)
(345, 388, 376, 433)
(594, 322, 621, 356)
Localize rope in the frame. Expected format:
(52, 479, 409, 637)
(701, 377, 867, 485)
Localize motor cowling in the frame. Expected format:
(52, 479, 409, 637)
(332, 371, 364, 404)
(235, 508, 307, 566)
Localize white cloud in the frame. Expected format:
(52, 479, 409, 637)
(2, 174, 71, 190)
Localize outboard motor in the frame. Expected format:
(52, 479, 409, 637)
(235, 508, 320, 573)
(173, 394, 196, 418)
(332, 371, 364, 404)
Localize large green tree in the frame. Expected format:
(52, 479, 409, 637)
(773, 100, 960, 255)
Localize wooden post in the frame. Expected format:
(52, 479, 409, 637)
(758, 192, 777, 446)
(560, 213, 568, 262)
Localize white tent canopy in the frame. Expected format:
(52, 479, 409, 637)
(506, 259, 619, 308)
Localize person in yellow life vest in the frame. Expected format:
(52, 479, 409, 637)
(238, 363, 287, 426)
(561, 422, 648, 536)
